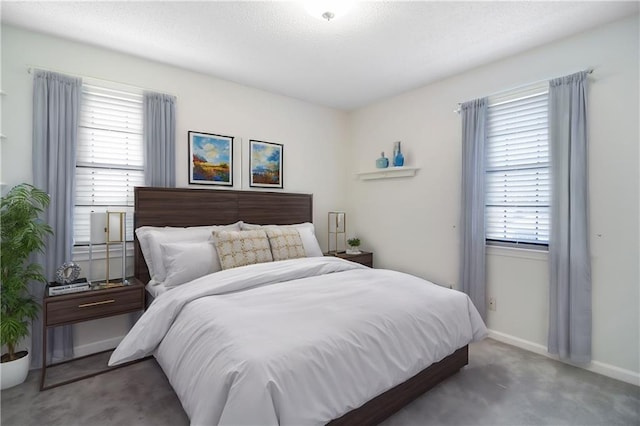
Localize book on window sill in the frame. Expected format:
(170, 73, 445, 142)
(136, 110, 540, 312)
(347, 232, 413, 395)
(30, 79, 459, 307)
(48, 284, 91, 296)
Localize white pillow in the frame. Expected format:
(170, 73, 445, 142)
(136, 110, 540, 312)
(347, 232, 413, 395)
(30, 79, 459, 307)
(296, 226, 323, 257)
(136, 222, 241, 284)
(137, 226, 208, 272)
(241, 222, 323, 257)
(161, 241, 221, 287)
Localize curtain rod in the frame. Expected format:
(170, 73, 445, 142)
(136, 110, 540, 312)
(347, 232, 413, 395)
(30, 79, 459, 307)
(454, 68, 593, 113)
(27, 65, 177, 98)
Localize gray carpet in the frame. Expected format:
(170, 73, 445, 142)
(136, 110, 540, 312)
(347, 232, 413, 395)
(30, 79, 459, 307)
(2, 339, 638, 426)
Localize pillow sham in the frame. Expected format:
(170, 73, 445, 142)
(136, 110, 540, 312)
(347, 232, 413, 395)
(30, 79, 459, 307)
(264, 227, 306, 261)
(136, 222, 241, 284)
(213, 229, 273, 270)
(161, 241, 222, 287)
(241, 222, 323, 257)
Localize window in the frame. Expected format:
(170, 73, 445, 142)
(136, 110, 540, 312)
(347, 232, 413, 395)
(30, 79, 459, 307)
(74, 83, 144, 246)
(485, 83, 550, 247)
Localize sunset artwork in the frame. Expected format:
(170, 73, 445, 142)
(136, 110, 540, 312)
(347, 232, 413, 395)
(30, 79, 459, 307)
(250, 140, 283, 188)
(189, 132, 233, 186)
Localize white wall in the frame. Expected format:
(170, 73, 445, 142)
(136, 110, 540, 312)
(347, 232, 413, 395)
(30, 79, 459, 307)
(347, 15, 639, 383)
(1, 25, 349, 354)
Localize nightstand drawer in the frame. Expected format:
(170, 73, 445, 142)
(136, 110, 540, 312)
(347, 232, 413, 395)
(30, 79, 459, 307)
(343, 253, 373, 267)
(329, 251, 374, 268)
(45, 286, 144, 326)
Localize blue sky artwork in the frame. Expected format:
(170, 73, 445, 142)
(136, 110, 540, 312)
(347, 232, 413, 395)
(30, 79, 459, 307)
(193, 135, 230, 164)
(252, 143, 280, 171)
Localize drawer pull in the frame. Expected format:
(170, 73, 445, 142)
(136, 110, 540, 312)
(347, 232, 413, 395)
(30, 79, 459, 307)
(78, 299, 115, 308)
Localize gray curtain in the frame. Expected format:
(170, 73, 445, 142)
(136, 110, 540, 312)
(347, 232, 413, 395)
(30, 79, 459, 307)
(548, 71, 591, 363)
(144, 92, 176, 187)
(460, 98, 488, 320)
(31, 70, 82, 367)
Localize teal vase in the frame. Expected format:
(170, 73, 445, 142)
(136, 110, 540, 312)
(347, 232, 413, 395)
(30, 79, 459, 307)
(376, 152, 389, 168)
(393, 141, 405, 167)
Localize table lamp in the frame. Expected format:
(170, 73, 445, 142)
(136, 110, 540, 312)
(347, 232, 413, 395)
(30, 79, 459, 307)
(327, 211, 346, 254)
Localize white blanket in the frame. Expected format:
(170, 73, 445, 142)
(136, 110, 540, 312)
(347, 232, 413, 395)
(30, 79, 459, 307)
(110, 257, 487, 425)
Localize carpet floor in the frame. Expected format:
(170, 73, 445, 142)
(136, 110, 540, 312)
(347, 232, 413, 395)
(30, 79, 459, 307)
(1, 338, 638, 425)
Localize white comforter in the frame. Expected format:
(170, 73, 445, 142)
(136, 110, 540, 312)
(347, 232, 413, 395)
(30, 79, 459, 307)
(109, 257, 487, 425)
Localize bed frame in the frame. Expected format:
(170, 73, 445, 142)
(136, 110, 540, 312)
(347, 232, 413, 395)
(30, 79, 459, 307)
(134, 186, 469, 425)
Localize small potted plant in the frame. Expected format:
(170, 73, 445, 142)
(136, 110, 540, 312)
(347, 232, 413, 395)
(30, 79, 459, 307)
(346, 237, 361, 255)
(1, 183, 53, 390)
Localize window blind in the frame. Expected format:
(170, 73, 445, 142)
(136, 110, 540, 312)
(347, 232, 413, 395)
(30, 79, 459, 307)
(74, 84, 144, 245)
(485, 87, 550, 246)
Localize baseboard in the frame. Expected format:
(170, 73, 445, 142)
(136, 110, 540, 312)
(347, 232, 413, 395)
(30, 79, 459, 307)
(73, 335, 125, 358)
(487, 329, 640, 387)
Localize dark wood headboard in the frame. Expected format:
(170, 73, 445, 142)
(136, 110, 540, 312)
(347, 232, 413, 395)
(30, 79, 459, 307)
(134, 187, 313, 283)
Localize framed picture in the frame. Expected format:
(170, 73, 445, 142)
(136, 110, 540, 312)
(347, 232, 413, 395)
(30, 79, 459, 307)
(249, 140, 283, 188)
(188, 131, 233, 186)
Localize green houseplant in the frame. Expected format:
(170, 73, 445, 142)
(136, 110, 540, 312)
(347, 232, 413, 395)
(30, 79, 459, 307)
(346, 237, 361, 254)
(1, 183, 52, 388)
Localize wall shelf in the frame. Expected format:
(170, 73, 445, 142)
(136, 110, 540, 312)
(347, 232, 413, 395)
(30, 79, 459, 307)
(356, 166, 420, 180)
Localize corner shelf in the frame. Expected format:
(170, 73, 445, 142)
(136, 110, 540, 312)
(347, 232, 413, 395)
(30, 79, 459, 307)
(356, 166, 420, 181)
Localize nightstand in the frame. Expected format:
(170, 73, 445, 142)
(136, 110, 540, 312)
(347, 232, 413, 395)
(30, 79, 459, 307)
(40, 278, 145, 391)
(327, 251, 373, 268)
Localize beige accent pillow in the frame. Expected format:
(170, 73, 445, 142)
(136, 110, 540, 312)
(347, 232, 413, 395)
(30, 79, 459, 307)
(213, 229, 273, 270)
(241, 222, 323, 257)
(265, 227, 306, 261)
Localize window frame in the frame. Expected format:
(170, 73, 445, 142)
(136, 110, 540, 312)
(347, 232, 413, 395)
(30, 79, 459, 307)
(484, 82, 550, 249)
(73, 80, 144, 251)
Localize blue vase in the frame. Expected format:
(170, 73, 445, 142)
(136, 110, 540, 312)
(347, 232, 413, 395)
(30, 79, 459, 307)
(393, 141, 404, 167)
(376, 152, 389, 168)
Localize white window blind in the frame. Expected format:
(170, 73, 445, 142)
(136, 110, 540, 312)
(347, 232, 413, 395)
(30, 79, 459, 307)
(74, 83, 144, 245)
(485, 84, 550, 246)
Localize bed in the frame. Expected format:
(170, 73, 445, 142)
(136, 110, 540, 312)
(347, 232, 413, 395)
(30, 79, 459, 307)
(109, 187, 487, 425)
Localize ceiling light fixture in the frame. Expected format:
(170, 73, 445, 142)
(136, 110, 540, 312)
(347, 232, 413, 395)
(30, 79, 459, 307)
(305, 1, 354, 22)
(321, 11, 335, 21)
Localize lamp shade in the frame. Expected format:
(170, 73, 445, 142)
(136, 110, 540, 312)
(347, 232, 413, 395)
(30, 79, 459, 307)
(107, 212, 125, 243)
(327, 211, 346, 253)
(329, 211, 345, 232)
(90, 212, 107, 244)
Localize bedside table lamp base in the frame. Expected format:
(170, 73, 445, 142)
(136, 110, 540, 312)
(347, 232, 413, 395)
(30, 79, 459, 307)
(90, 211, 127, 285)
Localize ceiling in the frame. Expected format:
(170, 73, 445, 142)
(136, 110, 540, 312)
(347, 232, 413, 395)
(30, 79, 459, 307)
(2, 1, 638, 110)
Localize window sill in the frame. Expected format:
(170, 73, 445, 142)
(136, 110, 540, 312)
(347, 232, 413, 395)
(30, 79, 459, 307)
(72, 243, 134, 262)
(486, 244, 548, 262)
